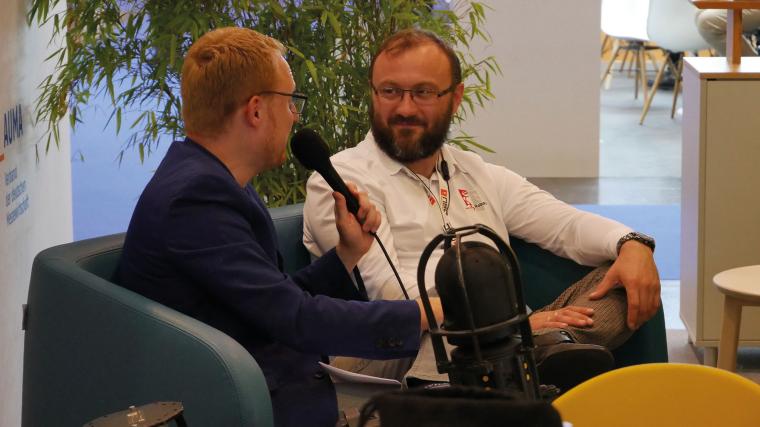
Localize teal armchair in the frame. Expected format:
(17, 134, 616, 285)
(22, 234, 274, 427)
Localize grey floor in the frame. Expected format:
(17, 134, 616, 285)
(528, 64, 760, 381)
(529, 68, 681, 205)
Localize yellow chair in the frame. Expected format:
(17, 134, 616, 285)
(553, 363, 760, 427)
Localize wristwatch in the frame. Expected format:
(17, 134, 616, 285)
(616, 231, 655, 254)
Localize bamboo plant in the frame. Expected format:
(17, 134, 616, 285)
(28, 0, 498, 206)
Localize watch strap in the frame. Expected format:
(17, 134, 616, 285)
(616, 231, 655, 254)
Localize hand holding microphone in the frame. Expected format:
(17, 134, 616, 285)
(292, 128, 378, 270)
(332, 182, 381, 271)
(291, 128, 410, 300)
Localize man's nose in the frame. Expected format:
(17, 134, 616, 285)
(395, 92, 420, 116)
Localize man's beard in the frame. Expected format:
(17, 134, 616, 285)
(370, 100, 454, 163)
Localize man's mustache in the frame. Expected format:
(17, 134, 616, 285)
(389, 115, 426, 126)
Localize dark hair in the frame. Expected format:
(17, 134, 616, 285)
(369, 28, 462, 86)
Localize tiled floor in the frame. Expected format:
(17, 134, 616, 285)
(529, 63, 760, 380)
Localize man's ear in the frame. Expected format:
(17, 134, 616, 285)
(451, 82, 465, 114)
(245, 95, 265, 127)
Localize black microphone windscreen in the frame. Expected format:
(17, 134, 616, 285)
(290, 127, 360, 215)
(435, 241, 519, 347)
(291, 128, 332, 172)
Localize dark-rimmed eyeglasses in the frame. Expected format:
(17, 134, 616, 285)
(371, 83, 456, 105)
(256, 91, 308, 115)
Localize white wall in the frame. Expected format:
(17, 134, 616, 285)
(458, 0, 601, 177)
(0, 1, 73, 425)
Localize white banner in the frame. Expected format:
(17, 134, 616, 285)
(0, 1, 73, 425)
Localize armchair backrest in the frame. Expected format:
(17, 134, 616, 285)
(22, 234, 273, 427)
(270, 203, 312, 274)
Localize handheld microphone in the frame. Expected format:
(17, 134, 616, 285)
(291, 128, 410, 300)
(291, 128, 360, 215)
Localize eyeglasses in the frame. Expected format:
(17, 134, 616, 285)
(256, 91, 308, 115)
(371, 83, 456, 105)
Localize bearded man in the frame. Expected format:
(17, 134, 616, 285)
(303, 29, 661, 392)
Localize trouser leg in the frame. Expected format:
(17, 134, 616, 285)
(696, 9, 760, 56)
(333, 264, 636, 381)
(532, 263, 634, 350)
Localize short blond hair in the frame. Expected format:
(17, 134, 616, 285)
(181, 27, 285, 136)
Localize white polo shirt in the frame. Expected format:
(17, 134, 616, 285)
(303, 133, 631, 301)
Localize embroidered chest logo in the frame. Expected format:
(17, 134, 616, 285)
(428, 195, 436, 205)
(458, 188, 487, 210)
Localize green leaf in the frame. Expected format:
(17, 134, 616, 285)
(304, 60, 320, 88)
(268, 0, 288, 22)
(326, 12, 342, 37)
(169, 35, 177, 68)
(288, 45, 306, 59)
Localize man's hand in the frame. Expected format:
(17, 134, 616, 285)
(530, 306, 595, 331)
(589, 240, 661, 330)
(334, 182, 381, 271)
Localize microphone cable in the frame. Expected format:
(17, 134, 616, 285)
(370, 231, 410, 300)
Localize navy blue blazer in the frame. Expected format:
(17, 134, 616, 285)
(119, 139, 420, 427)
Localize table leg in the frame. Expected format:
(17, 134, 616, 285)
(717, 296, 742, 371)
(727, 9, 744, 66)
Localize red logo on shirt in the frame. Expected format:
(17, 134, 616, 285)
(428, 195, 437, 205)
(458, 189, 474, 209)
(458, 188, 487, 210)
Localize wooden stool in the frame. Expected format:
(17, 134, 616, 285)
(713, 265, 760, 371)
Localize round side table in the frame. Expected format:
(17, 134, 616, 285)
(713, 265, 760, 371)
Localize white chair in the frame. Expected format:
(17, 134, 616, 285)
(600, 0, 654, 99)
(601, 0, 651, 98)
(639, 0, 711, 124)
(601, 0, 650, 41)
